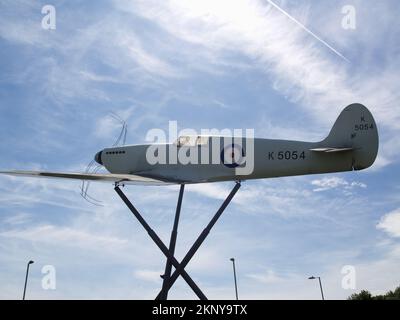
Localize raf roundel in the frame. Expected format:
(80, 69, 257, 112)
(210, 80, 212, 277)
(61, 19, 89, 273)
(220, 144, 245, 168)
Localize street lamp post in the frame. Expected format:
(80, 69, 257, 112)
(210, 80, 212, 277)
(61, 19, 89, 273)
(23, 260, 34, 300)
(308, 276, 325, 300)
(230, 258, 238, 300)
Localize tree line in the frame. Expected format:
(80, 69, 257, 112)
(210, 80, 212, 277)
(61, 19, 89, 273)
(348, 285, 400, 300)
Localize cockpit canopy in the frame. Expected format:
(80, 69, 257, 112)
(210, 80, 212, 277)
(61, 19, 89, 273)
(174, 135, 209, 147)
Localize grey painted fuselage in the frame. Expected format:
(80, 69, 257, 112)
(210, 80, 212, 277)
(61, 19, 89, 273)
(98, 104, 378, 184)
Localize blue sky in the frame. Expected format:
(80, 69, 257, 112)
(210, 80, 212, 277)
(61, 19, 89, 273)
(0, 0, 400, 299)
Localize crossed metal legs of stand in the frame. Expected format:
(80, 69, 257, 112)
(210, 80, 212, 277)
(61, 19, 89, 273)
(114, 182, 241, 300)
(159, 184, 185, 300)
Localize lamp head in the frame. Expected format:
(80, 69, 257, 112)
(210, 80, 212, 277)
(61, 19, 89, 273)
(308, 276, 315, 280)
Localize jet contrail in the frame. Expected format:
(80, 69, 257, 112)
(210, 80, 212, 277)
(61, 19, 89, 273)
(266, 0, 349, 62)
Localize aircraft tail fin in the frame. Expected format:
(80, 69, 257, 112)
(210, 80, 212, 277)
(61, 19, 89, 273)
(322, 103, 379, 170)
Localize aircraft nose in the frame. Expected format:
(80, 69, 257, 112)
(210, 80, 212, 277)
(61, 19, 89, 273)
(94, 150, 103, 165)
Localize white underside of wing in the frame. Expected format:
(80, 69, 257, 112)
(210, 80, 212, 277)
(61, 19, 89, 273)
(0, 170, 174, 186)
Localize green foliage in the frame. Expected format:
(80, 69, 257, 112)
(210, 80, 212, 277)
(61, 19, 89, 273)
(348, 286, 400, 300)
(348, 290, 373, 300)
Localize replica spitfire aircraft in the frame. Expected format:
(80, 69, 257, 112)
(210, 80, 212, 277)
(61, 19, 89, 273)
(0, 103, 378, 184)
(0, 103, 378, 300)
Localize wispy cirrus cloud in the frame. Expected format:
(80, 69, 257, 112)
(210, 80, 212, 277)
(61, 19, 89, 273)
(115, 0, 400, 167)
(116, 1, 398, 115)
(0, 224, 128, 248)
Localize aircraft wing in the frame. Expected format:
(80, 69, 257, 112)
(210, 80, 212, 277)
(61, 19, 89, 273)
(0, 170, 174, 186)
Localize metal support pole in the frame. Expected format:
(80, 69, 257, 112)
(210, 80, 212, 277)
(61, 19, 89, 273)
(114, 185, 207, 300)
(318, 277, 325, 300)
(22, 260, 34, 300)
(230, 258, 239, 300)
(156, 182, 241, 299)
(159, 184, 185, 300)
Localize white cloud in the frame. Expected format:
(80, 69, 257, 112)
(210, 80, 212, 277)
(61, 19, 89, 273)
(122, 35, 178, 78)
(377, 209, 400, 238)
(187, 183, 230, 200)
(257, 117, 323, 142)
(94, 108, 134, 141)
(372, 135, 400, 170)
(79, 71, 122, 84)
(311, 176, 366, 192)
(2, 212, 32, 225)
(246, 269, 284, 284)
(0, 4, 181, 109)
(134, 269, 162, 283)
(0, 225, 128, 248)
(311, 177, 348, 191)
(349, 181, 367, 189)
